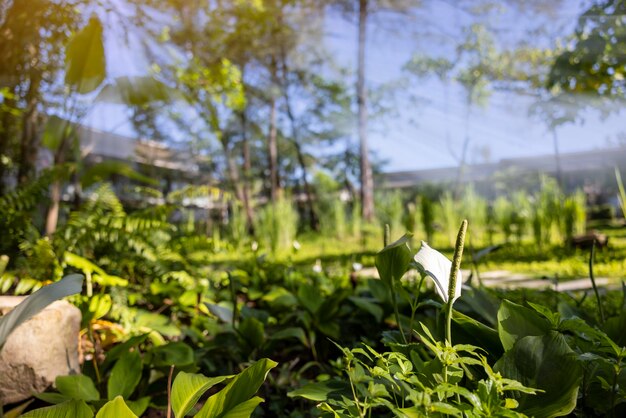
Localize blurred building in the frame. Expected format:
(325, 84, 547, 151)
(382, 146, 626, 202)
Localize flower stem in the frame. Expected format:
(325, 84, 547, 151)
(445, 219, 467, 346)
(589, 240, 605, 323)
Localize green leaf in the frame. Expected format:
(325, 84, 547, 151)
(107, 350, 142, 400)
(125, 397, 150, 417)
(375, 234, 413, 287)
(81, 161, 158, 189)
(196, 358, 277, 418)
(42, 116, 76, 152)
(101, 334, 149, 370)
(297, 284, 324, 314)
(221, 396, 264, 418)
(150, 341, 195, 367)
(88, 294, 112, 321)
(21, 400, 94, 418)
(348, 296, 383, 322)
(238, 317, 265, 348)
(65, 17, 106, 94)
(95, 397, 138, 418)
(268, 327, 308, 347)
(0, 274, 83, 349)
(35, 393, 71, 405)
(452, 310, 503, 359)
(56, 374, 100, 401)
(494, 332, 582, 418)
(497, 300, 551, 351)
(288, 380, 346, 401)
(96, 76, 177, 106)
(172, 372, 231, 418)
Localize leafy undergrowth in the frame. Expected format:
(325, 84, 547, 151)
(1, 189, 625, 417)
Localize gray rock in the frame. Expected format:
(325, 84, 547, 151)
(0, 297, 81, 405)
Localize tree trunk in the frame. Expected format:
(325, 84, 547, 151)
(0, 97, 15, 195)
(357, 0, 374, 222)
(267, 97, 279, 202)
(17, 73, 42, 185)
(45, 125, 73, 236)
(278, 51, 319, 231)
(239, 109, 255, 233)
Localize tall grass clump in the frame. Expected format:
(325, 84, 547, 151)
(255, 197, 298, 254)
(421, 195, 435, 243)
(460, 185, 488, 245)
(562, 189, 586, 240)
(511, 190, 531, 243)
(493, 196, 514, 242)
(377, 190, 404, 239)
(228, 201, 248, 247)
(439, 191, 459, 246)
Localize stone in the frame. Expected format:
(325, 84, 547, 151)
(0, 297, 81, 405)
(569, 230, 609, 249)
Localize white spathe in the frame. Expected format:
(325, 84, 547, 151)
(413, 241, 462, 303)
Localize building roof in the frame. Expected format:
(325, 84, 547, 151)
(382, 146, 626, 189)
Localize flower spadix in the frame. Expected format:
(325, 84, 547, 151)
(413, 241, 462, 303)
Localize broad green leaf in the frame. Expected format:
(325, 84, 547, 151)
(88, 294, 112, 321)
(268, 327, 308, 347)
(126, 397, 150, 417)
(348, 296, 383, 322)
(497, 300, 550, 351)
(452, 310, 503, 359)
(375, 234, 413, 287)
(35, 393, 71, 405)
(494, 332, 582, 418)
(101, 334, 149, 370)
(21, 400, 93, 418)
(96, 76, 176, 106)
(0, 274, 83, 349)
(238, 317, 265, 348)
(95, 397, 138, 418)
(56, 374, 100, 401)
(297, 284, 324, 314)
(196, 358, 277, 418)
(172, 372, 231, 418)
(134, 310, 181, 337)
(261, 287, 297, 308)
(107, 350, 142, 399)
(150, 341, 195, 367)
(287, 380, 347, 401)
(221, 396, 264, 418)
(65, 17, 106, 94)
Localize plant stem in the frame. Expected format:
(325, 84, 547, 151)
(167, 365, 175, 418)
(446, 220, 468, 346)
(391, 279, 407, 344)
(408, 275, 425, 340)
(384, 223, 390, 247)
(589, 240, 605, 323)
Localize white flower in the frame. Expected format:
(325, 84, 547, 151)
(313, 259, 322, 273)
(413, 241, 462, 303)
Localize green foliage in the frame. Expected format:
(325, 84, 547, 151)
(194, 358, 277, 417)
(254, 197, 298, 254)
(65, 17, 106, 94)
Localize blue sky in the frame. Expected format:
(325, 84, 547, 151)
(85, 0, 626, 173)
